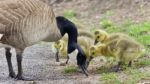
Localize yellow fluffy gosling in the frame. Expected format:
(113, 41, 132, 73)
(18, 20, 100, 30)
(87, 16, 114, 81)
(90, 38, 145, 71)
(94, 29, 130, 44)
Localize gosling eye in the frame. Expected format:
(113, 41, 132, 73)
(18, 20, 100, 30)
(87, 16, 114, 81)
(97, 36, 100, 38)
(92, 52, 95, 55)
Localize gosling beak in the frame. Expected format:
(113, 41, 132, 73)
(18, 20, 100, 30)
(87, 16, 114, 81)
(86, 56, 93, 69)
(94, 40, 98, 44)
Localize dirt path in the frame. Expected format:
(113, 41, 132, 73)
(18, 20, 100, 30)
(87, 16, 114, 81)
(0, 43, 100, 84)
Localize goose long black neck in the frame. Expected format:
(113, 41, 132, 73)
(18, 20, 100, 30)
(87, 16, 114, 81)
(56, 16, 77, 54)
(56, 16, 87, 75)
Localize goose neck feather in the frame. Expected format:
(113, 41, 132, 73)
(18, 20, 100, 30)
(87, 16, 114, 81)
(56, 16, 77, 54)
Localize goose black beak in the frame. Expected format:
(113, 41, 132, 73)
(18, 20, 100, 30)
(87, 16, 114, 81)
(94, 40, 98, 45)
(76, 52, 89, 77)
(76, 44, 89, 76)
(79, 64, 88, 77)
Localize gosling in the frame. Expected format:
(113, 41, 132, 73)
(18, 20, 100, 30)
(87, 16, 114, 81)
(94, 29, 130, 44)
(90, 37, 145, 71)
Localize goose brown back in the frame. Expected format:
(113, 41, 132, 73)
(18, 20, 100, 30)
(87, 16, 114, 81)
(0, 0, 62, 50)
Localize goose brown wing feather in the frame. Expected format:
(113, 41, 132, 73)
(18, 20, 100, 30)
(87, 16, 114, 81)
(0, 0, 45, 34)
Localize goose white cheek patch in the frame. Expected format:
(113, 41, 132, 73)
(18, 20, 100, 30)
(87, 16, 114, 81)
(0, 34, 3, 39)
(68, 49, 78, 63)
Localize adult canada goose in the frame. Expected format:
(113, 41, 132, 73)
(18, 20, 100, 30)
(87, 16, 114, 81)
(0, 0, 87, 80)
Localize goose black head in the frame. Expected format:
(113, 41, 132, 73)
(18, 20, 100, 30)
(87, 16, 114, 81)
(56, 16, 88, 76)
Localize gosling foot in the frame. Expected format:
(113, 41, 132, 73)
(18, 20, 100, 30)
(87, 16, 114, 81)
(60, 62, 67, 66)
(110, 65, 123, 72)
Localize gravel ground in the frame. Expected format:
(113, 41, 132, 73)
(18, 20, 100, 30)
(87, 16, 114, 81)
(0, 43, 100, 84)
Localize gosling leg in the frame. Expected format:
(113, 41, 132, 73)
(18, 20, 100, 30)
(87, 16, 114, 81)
(5, 47, 16, 78)
(65, 55, 69, 64)
(60, 55, 69, 66)
(128, 61, 132, 67)
(117, 61, 123, 71)
(55, 49, 60, 62)
(111, 61, 123, 72)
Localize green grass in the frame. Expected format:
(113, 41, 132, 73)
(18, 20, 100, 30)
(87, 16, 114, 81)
(135, 58, 150, 68)
(100, 68, 150, 84)
(63, 66, 78, 74)
(68, 17, 88, 29)
(100, 19, 115, 29)
(63, 10, 150, 47)
(123, 68, 150, 84)
(105, 11, 114, 16)
(100, 73, 121, 84)
(96, 66, 110, 74)
(64, 10, 77, 18)
(99, 19, 150, 47)
(96, 57, 150, 84)
(64, 10, 91, 30)
(96, 56, 150, 83)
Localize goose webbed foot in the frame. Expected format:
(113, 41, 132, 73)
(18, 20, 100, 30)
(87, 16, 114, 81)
(15, 75, 35, 81)
(9, 72, 16, 78)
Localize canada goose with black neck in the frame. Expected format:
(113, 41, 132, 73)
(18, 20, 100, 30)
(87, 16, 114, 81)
(0, 0, 87, 80)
